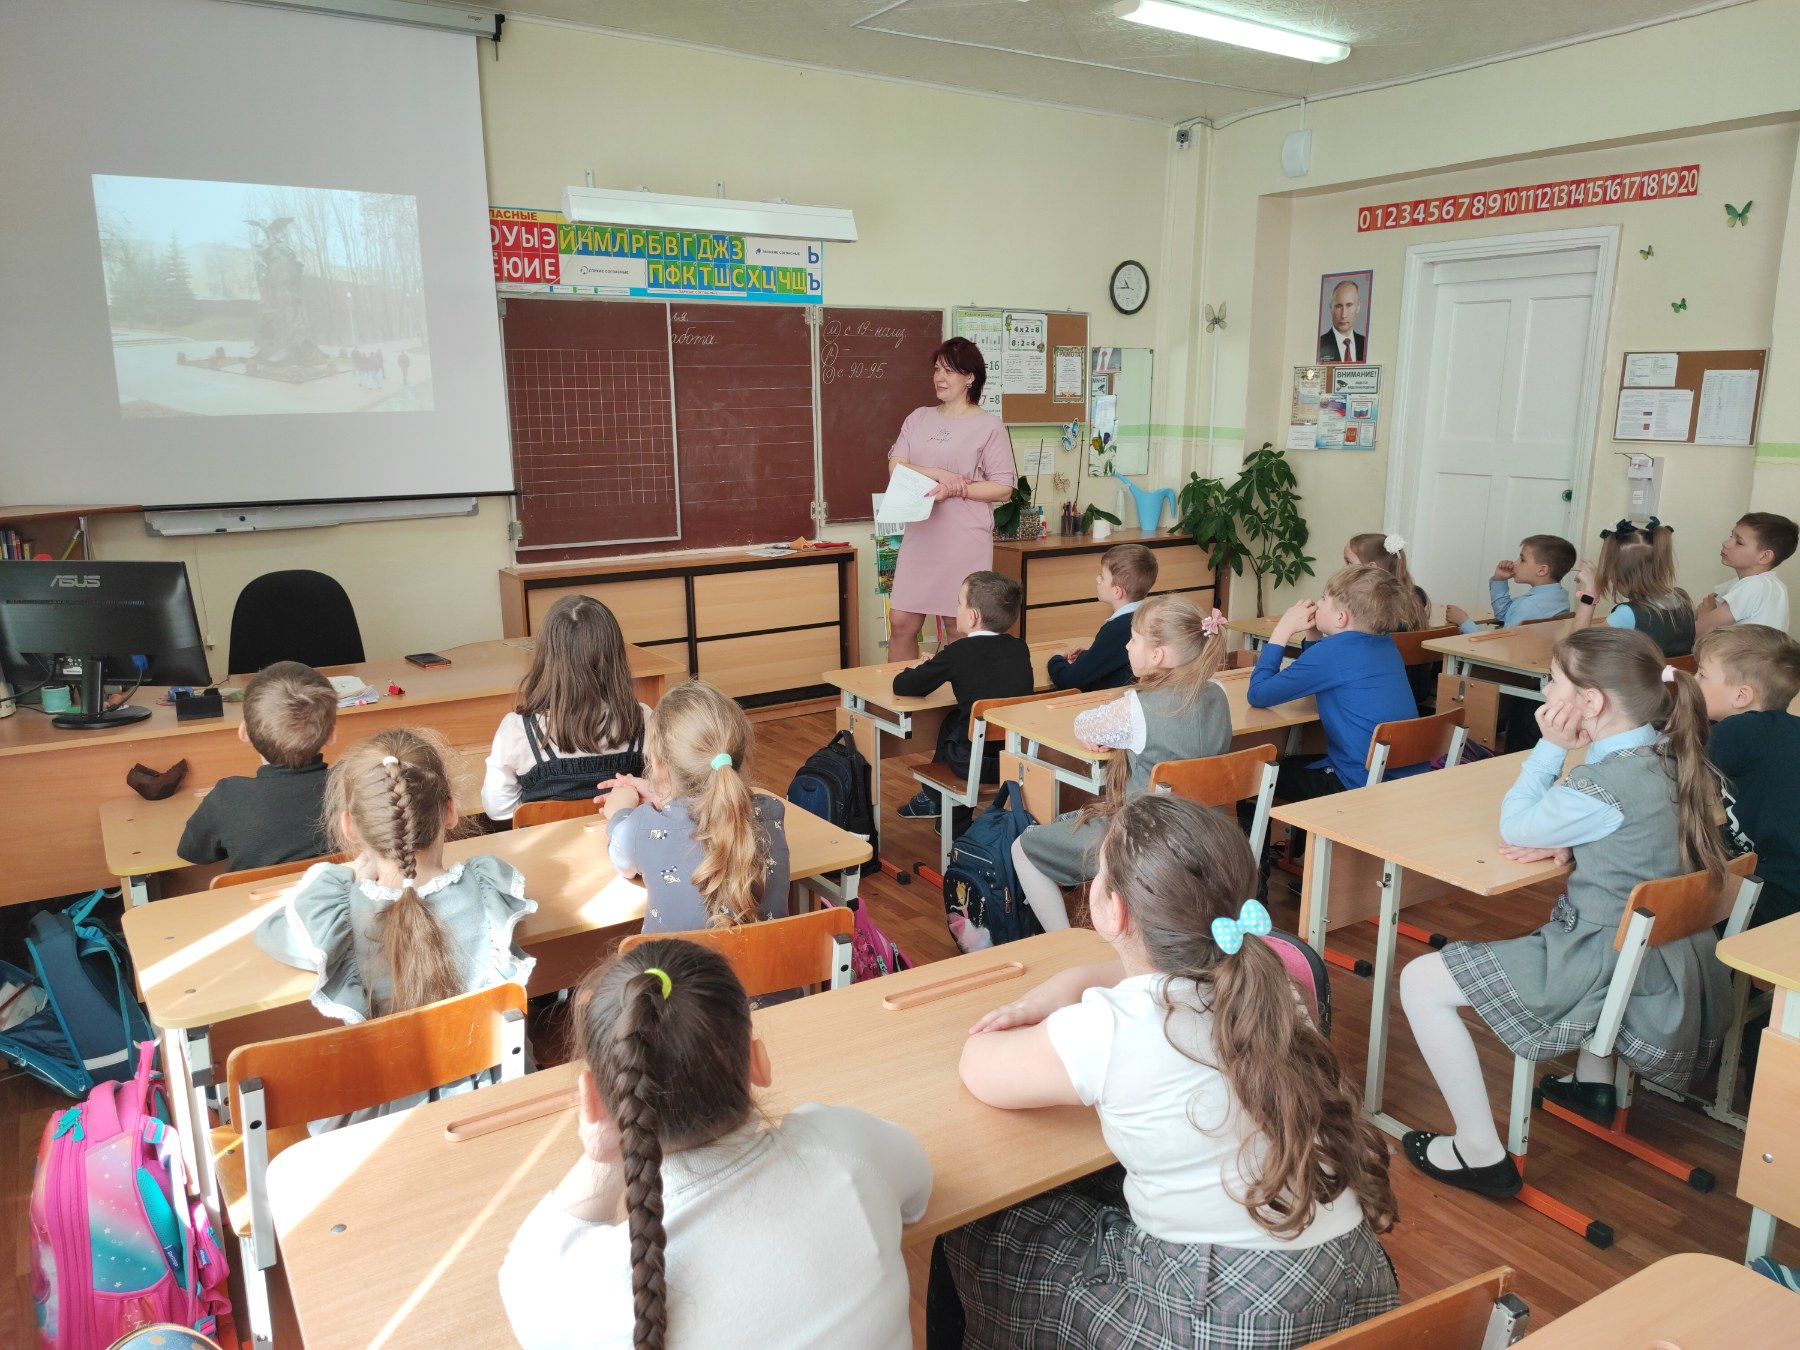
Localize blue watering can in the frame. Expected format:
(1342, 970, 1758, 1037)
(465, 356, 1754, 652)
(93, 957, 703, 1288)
(1111, 474, 1175, 532)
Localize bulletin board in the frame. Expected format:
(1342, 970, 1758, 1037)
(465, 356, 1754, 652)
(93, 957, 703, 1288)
(1613, 349, 1767, 446)
(952, 307, 1090, 425)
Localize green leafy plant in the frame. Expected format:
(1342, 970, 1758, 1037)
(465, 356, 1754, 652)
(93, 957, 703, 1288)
(1080, 504, 1121, 534)
(1173, 442, 1314, 616)
(993, 476, 1034, 537)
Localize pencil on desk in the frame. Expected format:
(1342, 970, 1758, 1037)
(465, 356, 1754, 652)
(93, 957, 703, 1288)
(1465, 628, 1523, 644)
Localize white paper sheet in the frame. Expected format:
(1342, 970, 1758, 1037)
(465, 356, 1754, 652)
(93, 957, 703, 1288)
(1694, 368, 1760, 445)
(1614, 388, 1693, 441)
(878, 463, 938, 523)
(1020, 443, 1055, 476)
(1286, 424, 1316, 450)
(1623, 352, 1679, 387)
(1003, 313, 1048, 395)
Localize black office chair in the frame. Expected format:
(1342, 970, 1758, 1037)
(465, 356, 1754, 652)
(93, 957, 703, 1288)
(227, 570, 365, 675)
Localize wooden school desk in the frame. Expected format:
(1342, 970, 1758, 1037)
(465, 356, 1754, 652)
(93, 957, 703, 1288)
(1514, 1252, 1796, 1346)
(1271, 751, 1570, 1139)
(0, 638, 684, 905)
(985, 670, 1321, 823)
(265, 929, 1113, 1349)
(1425, 623, 1563, 702)
(1717, 913, 1800, 1262)
(97, 745, 490, 905)
(121, 805, 871, 1212)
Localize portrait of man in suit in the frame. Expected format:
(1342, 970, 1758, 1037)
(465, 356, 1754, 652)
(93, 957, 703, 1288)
(1317, 271, 1372, 364)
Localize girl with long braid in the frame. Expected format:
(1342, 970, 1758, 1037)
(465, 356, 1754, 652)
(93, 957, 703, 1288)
(500, 939, 932, 1349)
(254, 727, 537, 1125)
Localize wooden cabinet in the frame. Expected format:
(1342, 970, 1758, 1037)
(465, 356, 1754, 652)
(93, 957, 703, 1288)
(500, 547, 857, 708)
(992, 530, 1222, 643)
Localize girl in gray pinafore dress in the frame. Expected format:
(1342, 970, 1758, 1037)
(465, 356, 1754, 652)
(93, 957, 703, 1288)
(1399, 628, 1732, 1198)
(1012, 596, 1233, 930)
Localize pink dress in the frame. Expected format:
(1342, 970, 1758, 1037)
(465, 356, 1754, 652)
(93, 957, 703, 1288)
(887, 407, 1016, 617)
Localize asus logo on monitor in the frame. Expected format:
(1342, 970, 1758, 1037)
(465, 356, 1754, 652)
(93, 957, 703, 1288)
(50, 575, 101, 588)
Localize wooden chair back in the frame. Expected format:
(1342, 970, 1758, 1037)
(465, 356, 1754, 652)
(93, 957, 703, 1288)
(1366, 708, 1467, 776)
(1616, 851, 1759, 950)
(1664, 652, 1699, 674)
(1300, 1267, 1520, 1348)
(1390, 624, 1459, 668)
(210, 852, 344, 890)
(225, 982, 529, 1135)
(971, 688, 1064, 742)
(619, 907, 855, 998)
(1150, 744, 1277, 809)
(513, 799, 600, 829)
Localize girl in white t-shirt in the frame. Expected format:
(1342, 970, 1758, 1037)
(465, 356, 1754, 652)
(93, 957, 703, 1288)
(942, 796, 1399, 1349)
(500, 938, 932, 1350)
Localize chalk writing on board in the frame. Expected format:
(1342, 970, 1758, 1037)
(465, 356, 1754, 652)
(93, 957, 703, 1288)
(822, 316, 911, 348)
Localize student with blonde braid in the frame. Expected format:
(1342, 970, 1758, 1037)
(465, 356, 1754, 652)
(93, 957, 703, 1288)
(603, 680, 791, 935)
(500, 939, 932, 1349)
(941, 798, 1398, 1348)
(1012, 595, 1232, 931)
(1400, 628, 1731, 1197)
(254, 727, 536, 1126)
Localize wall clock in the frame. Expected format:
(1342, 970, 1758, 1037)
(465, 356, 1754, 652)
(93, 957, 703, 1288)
(1110, 260, 1149, 315)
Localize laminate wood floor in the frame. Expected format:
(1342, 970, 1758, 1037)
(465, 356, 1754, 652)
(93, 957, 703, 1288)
(3, 708, 1793, 1347)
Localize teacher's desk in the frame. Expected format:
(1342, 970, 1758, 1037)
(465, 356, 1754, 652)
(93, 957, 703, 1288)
(266, 929, 1113, 1349)
(0, 638, 683, 905)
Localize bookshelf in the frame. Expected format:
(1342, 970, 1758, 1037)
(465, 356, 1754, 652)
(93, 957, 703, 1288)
(0, 505, 138, 561)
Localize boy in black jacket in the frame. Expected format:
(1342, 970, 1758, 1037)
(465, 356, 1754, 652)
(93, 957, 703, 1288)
(894, 570, 1035, 818)
(1047, 542, 1156, 691)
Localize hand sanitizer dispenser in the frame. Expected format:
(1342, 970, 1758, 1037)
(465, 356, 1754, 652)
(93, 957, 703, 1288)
(1625, 454, 1662, 519)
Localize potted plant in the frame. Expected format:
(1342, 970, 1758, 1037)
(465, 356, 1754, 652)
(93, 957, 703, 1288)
(993, 476, 1035, 538)
(1172, 442, 1313, 617)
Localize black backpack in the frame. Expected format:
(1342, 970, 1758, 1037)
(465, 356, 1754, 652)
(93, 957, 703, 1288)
(942, 781, 1042, 952)
(786, 730, 879, 875)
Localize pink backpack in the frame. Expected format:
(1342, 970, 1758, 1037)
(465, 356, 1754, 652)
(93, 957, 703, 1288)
(29, 1042, 231, 1349)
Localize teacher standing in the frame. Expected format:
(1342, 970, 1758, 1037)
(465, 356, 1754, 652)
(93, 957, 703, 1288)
(886, 338, 1017, 661)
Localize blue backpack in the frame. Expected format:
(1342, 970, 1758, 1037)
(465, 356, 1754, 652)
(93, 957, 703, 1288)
(787, 731, 879, 875)
(942, 781, 1043, 952)
(0, 891, 153, 1098)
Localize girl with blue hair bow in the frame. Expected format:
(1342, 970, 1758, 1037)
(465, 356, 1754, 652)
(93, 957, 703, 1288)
(938, 795, 1399, 1350)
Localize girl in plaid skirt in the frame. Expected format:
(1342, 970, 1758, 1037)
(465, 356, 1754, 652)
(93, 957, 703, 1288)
(939, 796, 1399, 1349)
(1400, 627, 1733, 1199)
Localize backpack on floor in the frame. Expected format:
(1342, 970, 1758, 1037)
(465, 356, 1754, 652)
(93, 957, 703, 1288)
(29, 1041, 232, 1349)
(787, 730, 879, 875)
(843, 894, 912, 982)
(0, 891, 153, 1099)
(942, 781, 1042, 953)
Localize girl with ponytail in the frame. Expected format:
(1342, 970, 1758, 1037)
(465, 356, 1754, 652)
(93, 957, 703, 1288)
(253, 727, 537, 1122)
(1401, 627, 1731, 1199)
(603, 681, 791, 935)
(1571, 516, 1695, 656)
(1012, 595, 1233, 931)
(946, 797, 1398, 1347)
(500, 939, 932, 1349)
(1346, 530, 1430, 630)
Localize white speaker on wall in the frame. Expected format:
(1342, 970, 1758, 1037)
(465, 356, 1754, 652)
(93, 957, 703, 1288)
(1281, 128, 1313, 179)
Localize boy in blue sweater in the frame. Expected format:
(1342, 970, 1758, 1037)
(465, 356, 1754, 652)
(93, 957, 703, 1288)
(1249, 563, 1421, 800)
(1046, 542, 1156, 692)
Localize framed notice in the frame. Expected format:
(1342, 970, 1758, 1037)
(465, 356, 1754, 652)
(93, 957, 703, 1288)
(1612, 349, 1766, 445)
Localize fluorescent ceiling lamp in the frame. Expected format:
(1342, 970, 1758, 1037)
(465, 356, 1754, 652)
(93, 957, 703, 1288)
(563, 187, 858, 242)
(216, 0, 503, 41)
(1114, 0, 1350, 63)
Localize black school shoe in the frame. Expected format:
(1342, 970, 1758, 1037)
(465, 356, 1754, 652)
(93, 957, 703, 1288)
(1402, 1131, 1523, 1198)
(1536, 1073, 1617, 1127)
(898, 789, 940, 819)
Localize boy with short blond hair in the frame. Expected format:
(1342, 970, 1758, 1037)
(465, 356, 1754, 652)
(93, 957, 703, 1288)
(1047, 543, 1158, 692)
(1446, 534, 1575, 635)
(1698, 511, 1795, 635)
(1696, 626, 1800, 925)
(178, 660, 338, 869)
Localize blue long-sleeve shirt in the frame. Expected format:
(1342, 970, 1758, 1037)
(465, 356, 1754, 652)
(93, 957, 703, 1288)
(1497, 724, 1653, 846)
(1459, 580, 1571, 635)
(1247, 631, 1421, 788)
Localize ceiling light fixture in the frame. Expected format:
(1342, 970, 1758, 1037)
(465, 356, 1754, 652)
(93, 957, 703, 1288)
(1114, 0, 1350, 64)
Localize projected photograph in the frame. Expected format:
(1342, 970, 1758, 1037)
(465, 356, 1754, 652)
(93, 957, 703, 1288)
(93, 175, 432, 416)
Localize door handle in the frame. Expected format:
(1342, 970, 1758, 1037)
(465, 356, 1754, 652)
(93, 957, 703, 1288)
(1561, 490, 1572, 502)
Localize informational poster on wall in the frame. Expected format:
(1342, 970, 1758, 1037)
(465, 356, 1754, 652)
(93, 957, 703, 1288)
(489, 207, 823, 304)
(1002, 313, 1048, 395)
(956, 310, 1006, 415)
(1052, 344, 1085, 403)
(1289, 364, 1378, 449)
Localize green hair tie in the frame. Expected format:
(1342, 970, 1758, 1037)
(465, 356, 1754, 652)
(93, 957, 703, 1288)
(642, 966, 673, 999)
(710, 752, 733, 771)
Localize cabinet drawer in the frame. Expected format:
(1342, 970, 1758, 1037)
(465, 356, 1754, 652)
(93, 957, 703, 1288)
(1023, 601, 1112, 646)
(1149, 544, 1211, 596)
(1026, 553, 1105, 606)
(695, 565, 837, 638)
(1739, 1029, 1800, 1220)
(525, 577, 688, 644)
(696, 626, 841, 699)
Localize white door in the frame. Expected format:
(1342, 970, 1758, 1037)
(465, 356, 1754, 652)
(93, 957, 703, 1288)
(1397, 242, 1608, 602)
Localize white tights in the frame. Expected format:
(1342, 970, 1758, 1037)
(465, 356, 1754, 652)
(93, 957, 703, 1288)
(1011, 837, 1071, 931)
(1400, 953, 1613, 1170)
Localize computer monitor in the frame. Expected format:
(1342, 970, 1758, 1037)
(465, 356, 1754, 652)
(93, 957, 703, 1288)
(0, 561, 211, 730)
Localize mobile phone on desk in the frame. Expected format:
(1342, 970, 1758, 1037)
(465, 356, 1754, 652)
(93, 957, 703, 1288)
(405, 652, 451, 669)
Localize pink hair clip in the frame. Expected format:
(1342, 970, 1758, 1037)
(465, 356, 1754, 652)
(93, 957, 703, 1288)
(1201, 607, 1225, 637)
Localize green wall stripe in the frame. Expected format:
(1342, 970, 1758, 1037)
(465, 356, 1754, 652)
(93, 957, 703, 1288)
(1757, 443, 1800, 462)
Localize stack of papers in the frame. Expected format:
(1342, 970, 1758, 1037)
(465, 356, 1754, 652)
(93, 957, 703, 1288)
(329, 675, 380, 708)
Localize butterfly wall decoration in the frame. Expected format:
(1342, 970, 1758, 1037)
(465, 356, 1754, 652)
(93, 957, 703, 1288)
(1725, 201, 1753, 227)
(1639, 245, 1654, 260)
(1671, 298, 1688, 313)
(1205, 303, 1226, 332)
